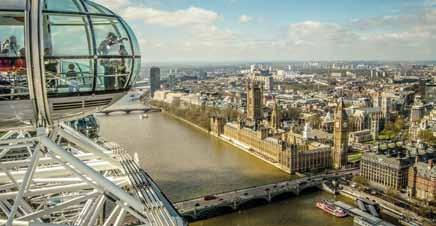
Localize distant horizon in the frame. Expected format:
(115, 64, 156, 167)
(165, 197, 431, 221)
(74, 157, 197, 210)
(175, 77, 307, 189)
(141, 60, 436, 66)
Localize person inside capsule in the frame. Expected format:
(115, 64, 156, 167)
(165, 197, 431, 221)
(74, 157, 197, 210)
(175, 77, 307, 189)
(66, 63, 80, 93)
(0, 14, 27, 100)
(98, 32, 128, 90)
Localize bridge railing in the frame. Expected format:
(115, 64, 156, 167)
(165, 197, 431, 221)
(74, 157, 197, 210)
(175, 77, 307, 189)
(175, 169, 358, 204)
(175, 179, 308, 204)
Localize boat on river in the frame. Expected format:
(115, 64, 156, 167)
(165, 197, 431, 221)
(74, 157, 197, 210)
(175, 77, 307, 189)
(316, 200, 348, 217)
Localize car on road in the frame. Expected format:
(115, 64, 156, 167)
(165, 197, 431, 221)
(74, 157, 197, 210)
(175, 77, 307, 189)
(204, 195, 217, 201)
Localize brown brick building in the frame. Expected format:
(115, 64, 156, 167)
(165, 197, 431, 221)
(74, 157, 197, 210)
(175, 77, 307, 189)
(408, 159, 436, 202)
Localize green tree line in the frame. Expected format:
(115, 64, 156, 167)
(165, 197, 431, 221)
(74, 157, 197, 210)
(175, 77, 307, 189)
(150, 100, 240, 130)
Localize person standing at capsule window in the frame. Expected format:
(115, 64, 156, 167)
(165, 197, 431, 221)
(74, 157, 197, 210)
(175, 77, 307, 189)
(117, 45, 128, 88)
(98, 32, 127, 90)
(0, 36, 20, 73)
(66, 64, 80, 93)
(3, 36, 20, 57)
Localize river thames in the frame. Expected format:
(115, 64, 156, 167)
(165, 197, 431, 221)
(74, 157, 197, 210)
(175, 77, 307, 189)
(97, 110, 356, 226)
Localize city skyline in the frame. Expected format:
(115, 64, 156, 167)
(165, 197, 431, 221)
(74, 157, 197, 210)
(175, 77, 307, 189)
(97, 0, 436, 62)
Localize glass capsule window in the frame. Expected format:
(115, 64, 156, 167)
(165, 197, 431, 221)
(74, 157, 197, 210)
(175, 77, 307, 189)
(43, 15, 93, 57)
(93, 16, 132, 56)
(0, 12, 28, 100)
(45, 59, 94, 94)
(41, 0, 141, 97)
(85, 1, 114, 15)
(44, 0, 85, 13)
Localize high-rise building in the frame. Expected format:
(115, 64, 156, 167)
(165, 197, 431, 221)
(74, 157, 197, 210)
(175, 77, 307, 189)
(168, 74, 176, 91)
(150, 67, 160, 97)
(333, 98, 349, 169)
(246, 80, 263, 122)
(250, 64, 256, 73)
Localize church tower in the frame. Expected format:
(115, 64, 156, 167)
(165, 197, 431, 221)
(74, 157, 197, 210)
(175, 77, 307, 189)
(333, 98, 349, 169)
(246, 80, 263, 122)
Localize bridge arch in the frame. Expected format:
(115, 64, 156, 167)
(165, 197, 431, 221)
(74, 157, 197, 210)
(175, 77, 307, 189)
(182, 215, 196, 222)
(237, 197, 269, 210)
(194, 205, 235, 220)
(298, 185, 321, 195)
(270, 191, 298, 202)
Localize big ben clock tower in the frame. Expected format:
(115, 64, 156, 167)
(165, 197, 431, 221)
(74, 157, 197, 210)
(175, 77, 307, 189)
(333, 98, 349, 169)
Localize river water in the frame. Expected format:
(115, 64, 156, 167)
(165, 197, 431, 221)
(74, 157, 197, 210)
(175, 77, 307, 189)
(97, 109, 354, 226)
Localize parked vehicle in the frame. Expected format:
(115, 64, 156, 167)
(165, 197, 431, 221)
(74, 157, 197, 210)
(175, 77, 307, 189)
(204, 195, 217, 201)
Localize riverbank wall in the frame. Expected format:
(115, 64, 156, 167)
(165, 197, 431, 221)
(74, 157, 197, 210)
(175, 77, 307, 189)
(161, 110, 210, 134)
(159, 109, 291, 174)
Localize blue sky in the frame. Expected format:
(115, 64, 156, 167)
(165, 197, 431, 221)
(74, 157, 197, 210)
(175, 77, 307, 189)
(96, 0, 436, 62)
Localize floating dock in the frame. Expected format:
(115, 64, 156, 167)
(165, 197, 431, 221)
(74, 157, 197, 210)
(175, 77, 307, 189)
(334, 201, 396, 226)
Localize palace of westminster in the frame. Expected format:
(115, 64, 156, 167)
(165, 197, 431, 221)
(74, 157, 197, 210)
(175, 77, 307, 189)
(210, 80, 349, 174)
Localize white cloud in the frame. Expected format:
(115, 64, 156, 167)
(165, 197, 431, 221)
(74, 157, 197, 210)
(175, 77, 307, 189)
(123, 6, 219, 27)
(92, 0, 436, 62)
(239, 14, 253, 24)
(288, 21, 357, 46)
(93, 0, 129, 10)
(284, 19, 436, 61)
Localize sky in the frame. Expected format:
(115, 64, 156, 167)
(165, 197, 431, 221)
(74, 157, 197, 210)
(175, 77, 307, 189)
(95, 0, 436, 63)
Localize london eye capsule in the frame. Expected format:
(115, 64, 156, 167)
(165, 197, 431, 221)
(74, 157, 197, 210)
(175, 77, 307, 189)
(0, 0, 141, 130)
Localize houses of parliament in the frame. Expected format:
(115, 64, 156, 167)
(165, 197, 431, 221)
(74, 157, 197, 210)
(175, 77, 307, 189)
(210, 80, 349, 174)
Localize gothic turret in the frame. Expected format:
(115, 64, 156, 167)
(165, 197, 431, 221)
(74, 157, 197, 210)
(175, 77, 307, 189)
(270, 100, 281, 132)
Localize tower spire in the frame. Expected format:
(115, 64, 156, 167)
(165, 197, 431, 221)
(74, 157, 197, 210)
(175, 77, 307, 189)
(270, 98, 280, 132)
(333, 98, 349, 169)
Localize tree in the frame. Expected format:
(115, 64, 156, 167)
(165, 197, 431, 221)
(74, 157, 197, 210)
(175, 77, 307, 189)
(418, 130, 436, 145)
(393, 116, 405, 132)
(385, 188, 399, 200)
(380, 115, 405, 140)
(284, 106, 301, 121)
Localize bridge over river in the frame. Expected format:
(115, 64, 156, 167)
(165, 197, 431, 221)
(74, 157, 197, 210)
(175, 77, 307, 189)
(98, 107, 161, 115)
(174, 169, 358, 221)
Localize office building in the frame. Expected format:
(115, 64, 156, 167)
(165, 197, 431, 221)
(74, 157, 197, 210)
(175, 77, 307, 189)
(150, 67, 160, 97)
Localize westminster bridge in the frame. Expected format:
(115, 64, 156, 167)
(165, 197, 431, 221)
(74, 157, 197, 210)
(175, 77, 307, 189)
(174, 169, 358, 221)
